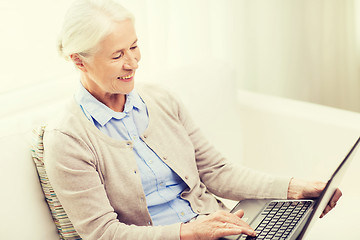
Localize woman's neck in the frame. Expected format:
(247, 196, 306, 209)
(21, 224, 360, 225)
(80, 77, 126, 112)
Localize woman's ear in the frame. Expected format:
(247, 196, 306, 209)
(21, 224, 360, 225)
(70, 54, 87, 72)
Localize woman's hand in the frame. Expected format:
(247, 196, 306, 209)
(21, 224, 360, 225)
(287, 178, 342, 218)
(180, 210, 256, 240)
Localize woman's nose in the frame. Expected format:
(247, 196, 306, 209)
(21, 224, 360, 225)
(123, 53, 139, 70)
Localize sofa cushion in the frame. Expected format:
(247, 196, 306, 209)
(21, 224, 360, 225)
(31, 126, 82, 240)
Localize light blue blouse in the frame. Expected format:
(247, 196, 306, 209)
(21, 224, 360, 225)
(74, 83, 197, 225)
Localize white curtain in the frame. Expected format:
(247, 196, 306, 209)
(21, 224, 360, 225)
(235, 0, 360, 112)
(110, 0, 360, 112)
(1, 0, 360, 111)
(120, 0, 238, 83)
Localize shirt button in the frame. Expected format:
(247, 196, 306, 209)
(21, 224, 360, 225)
(162, 156, 167, 160)
(180, 212, 185, 216)
(185, 176, 189, 180)
(134, 170, 137, 174)
(148, 221, 151, 225)
(197, 209, 201, 213)
(149, 160, 153, 164)
(143, 135, 147, 139)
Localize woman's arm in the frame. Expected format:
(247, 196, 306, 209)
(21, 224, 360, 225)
(171, 92, 291, 201)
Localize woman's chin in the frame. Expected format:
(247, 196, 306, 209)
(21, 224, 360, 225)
(116, 80, 135, 94)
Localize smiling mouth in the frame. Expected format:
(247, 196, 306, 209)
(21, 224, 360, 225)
(117, 72, 135, 80)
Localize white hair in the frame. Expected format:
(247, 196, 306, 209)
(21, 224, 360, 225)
(58, 0, 134, 60)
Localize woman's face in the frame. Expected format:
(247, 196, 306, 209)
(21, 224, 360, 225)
(79, 19, 141, 100)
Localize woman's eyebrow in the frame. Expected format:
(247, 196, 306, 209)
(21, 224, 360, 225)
(113, 39, 138, 54)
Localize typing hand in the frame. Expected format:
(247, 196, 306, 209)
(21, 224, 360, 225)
(180, 210, 256, 240)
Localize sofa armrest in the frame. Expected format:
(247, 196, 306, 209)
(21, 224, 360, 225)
(237, 89, 360, 191)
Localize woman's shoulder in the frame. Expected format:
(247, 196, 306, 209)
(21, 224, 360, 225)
(136, 83, 181, 106)
(45, 97, 90, 137)
(136, 82, 171, 97)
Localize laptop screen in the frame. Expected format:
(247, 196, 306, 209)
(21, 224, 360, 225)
(297, 137, 360, 239)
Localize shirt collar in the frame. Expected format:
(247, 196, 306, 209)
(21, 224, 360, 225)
(74, 82, 145, 126)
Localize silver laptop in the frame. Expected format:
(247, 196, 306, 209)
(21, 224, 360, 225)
(223, 137, 360, 240)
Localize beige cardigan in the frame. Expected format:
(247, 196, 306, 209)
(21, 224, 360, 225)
(44, 84, 290, 240)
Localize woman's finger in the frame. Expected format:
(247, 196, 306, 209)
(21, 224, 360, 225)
(320, 204, 332, 218)
(330, 188, 342, 205)
(320, 188, 342, 218)
(211, 211, 256, 237)
(233, 209, 245, 218)
(222, 223, 257, 237)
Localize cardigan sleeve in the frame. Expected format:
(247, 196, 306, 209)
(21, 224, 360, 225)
(171, 92, 291, 201)
(43, 128, 181, 240)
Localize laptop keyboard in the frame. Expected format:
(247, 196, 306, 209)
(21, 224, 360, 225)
(240, 200, 313, 240)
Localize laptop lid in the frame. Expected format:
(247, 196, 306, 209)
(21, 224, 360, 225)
(296, 136, 360, 239)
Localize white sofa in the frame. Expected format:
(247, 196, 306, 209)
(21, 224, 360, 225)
(1, 63, 359, 239)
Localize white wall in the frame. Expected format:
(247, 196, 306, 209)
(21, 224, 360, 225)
(0, 0, 75, 94)
(1, 0, 359, 115)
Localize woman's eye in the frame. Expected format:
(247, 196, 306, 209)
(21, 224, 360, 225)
(113, 53, 123, 59)
(112, 46, 137, 59)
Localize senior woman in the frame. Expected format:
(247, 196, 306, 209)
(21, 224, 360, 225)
(44, 0, 341, 239)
